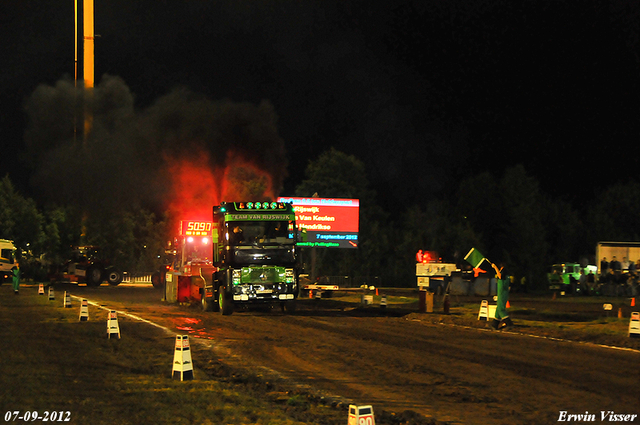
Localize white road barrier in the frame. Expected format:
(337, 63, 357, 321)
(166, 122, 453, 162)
(107, 310, 121, 339)
(348, 405, 375, 425)
(172, 335, 194, 381)
(63, 291, 72, 308)
(79, 299, 89, 321)
(629, 312, 640, 338)
(121, 274, 152, 284)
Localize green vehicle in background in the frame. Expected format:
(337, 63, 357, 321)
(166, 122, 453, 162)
(547, 263, 597, 294)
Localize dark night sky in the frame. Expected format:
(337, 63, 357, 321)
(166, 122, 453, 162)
(2, 0, 640, 210)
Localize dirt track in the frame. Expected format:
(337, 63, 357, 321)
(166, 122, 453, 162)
(65, 284, 639, 425)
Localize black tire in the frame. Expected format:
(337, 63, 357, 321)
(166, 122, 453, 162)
(85, 266, 103, 286)
(106, 268, 123, 286)
(219, 286, 234, 316)
(201, 288, 214, 311)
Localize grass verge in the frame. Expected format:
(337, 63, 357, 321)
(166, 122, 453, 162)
(0, 286, 349, 425)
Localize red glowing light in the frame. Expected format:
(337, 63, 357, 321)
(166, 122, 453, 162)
(166, 148, 277, 233)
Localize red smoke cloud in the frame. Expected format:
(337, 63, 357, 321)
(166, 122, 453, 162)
(166, 148, 277, 224)
(166, 150, 221, 222)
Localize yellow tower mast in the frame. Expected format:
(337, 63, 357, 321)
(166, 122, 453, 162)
(82, 0, 94, 146)
(75, 0, 94, 242)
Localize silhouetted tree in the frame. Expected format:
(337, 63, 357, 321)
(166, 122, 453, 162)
(0, 174, 44, 258)
(585, 180, 640, 243)
(497, 165, 548, 283)
(395, 201, 482, 285)
(294, 148, 389, 282)
(453, 165, 551, 286)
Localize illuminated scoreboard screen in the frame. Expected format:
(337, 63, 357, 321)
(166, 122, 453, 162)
(277, 197, 359, 248)
(180, 220, 213, 237)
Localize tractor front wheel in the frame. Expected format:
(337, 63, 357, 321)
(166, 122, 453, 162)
(218, 286, 234, 316)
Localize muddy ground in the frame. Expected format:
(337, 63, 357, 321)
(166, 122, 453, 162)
(51, 284, 640, 425)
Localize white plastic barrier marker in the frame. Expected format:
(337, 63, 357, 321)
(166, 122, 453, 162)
(107, 310, 121, 339)
(478, 300, 497, 320)
(348, 405, 375, 425)
(362, 294, 373, 305)
(48, 286, 55, 301)
(63, 291, 72, 308)
(488, 305, 496, 320)
(38, 284, 45, 295)
(172, 335, 194, 381)
(478, 300, 489, 320)
(629, 312, 640, 338)
(380, 295, 387, 309)
(79, 299, 89, 321)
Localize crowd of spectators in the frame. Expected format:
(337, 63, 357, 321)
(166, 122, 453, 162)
(598, 256, 640, 296)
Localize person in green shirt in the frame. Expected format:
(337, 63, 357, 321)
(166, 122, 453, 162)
(491, 263, 513, 330)
(12, 264, 20, 294)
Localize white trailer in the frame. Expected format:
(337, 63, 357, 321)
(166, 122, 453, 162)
(595, 241, 640, 273)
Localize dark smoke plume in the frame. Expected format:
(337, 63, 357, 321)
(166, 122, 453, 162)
(23, 75, 288, 215)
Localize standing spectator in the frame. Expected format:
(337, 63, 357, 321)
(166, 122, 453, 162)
(605, 268, 616, 284)
(12, 264, 20, 294)
(520, 276, 528, 293)
(610, 256, 621, 274)
(549, 269, 563, 286)
(586, 271, 596, 295)
(601, 257, 609, 275)
(579, 270, 587, 295)
(622, 257, 630, 272)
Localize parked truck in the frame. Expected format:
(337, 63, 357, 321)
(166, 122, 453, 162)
(164, 201, 300, 315)
(0, 239, 18, 283)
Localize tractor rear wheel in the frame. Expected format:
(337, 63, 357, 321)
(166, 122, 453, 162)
(85, 266, 103, 286)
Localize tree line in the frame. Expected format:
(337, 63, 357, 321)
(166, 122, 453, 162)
(3, 149, 640, 288)
(0, 174, 168, 280)
(294, 149, 640, 289)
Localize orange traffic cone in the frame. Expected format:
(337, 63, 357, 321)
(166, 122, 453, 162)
(618, 307, 624, 319)
(506, 300, 511, 308)
(632, 297, 636, 307)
